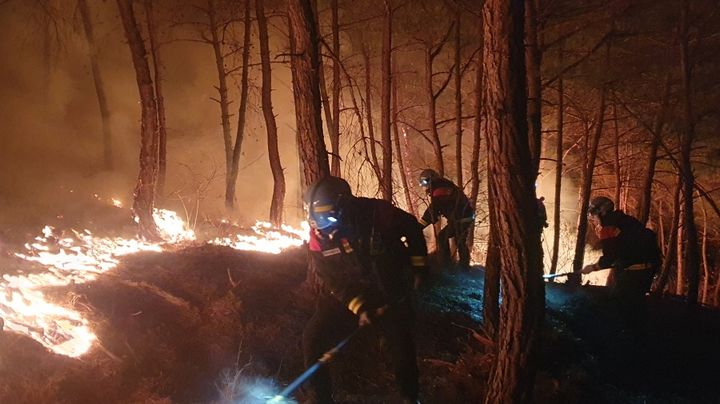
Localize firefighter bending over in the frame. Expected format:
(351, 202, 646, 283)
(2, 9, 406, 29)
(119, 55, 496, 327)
(303, 176, 427, 404)
(417, 169, 474, 270)
(581, 196, 661, 333)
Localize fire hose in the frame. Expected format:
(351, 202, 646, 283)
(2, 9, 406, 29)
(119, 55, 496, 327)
(266, 326, 363, 403)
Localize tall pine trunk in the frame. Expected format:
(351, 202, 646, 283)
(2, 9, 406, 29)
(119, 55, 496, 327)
(144, 0, 167, 196)
(454, 8, 463, 186)
(482, 0, 544, 401)
(525, 0, 541, 176)
(612, 102, 621, 207)
(393, 59, 415, 216)
(256, 0, 285, 225)
(679, 0, 701, 304)
(549, 49, 564, 276)
(571, 87, 606, 275)
(655, 177, 681, 293)
(426, 45, 444, 176)
(637, 76, 671, 224)
(379, 0, 393, 201)
(117, 0, 160, 240)
(468, 14, 484, 250)
(363, 48, 383, 188)
(288, 0, 330, 187)
(330, 0, 341, 176)
(78, 0, 113, 170)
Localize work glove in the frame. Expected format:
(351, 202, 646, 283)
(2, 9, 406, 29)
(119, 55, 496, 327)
(581, 263, 599, 274)
(358, 305, 387, 327)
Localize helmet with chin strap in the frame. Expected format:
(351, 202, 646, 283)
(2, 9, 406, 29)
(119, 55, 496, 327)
(588, 196, 614, 217)
(304, 176, 353, 231)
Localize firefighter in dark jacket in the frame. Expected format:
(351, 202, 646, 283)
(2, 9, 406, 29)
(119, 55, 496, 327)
(417, 169, 474, 270)
(581, 196, 660, 331)
(303, 176, 427, 404)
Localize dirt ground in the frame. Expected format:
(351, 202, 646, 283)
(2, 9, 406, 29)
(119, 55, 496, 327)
(1, 244, 720, 403)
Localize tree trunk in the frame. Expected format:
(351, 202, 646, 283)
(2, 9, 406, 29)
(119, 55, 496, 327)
(637, 75, 671, 224)
(393, 60, 415, 216)
(482, 0, 544, 401)
(207, 0, 235, 206)
(256, 0, 285, 225)
(144, 0, 167, 196)
(484, 197, 500, 339)
(288, 0, 330, 188)
(454, 8, 463, 186)
(379, 0, 393, 201)
(679, 0, 701, 305)
(613, 102, 621, 207)
(426, 46, 445, 176)
(226, 0, 253, 211)
(700, 196, 708, 304)
(78, 0, 113, 171)
(676, 199, 684, 296)
(549, 49, 564, 276)
(571, 87, 606, 275)
(330, 0, 341, 176)
(468, 14, 484, 249)
(363, 47, 383, 188)
(117, 0, 160, 240)
(525, 0, 541, 177)
(655, 177, 681, 293)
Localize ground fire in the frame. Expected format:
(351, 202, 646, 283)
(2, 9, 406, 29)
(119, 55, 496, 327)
(1, 0, 720, 403)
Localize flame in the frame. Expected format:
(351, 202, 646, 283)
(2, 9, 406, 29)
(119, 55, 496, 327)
(210, 221, 309, 254)
(2, 210, 307, 358)
(111, 198, 123, 208)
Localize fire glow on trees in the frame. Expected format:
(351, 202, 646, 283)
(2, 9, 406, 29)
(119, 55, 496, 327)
(2, 209, 307, 358)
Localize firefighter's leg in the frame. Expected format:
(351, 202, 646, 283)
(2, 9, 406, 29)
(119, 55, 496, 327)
(381, 303, 420, 401)
(456, 222, 471, 270)
(302, 293, 353, 404)
(436, 225, 452, 267)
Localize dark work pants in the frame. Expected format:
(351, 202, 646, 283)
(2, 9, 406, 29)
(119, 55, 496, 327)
(437, 220, 472, 269)
(302, 292, 419, 403)
(610, 268, 656, 336)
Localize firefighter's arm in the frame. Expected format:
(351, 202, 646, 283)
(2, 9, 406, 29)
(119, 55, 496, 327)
(418, 206, 435, 228)
(399, 211, 430, 289)
(597, 225, 622, 269)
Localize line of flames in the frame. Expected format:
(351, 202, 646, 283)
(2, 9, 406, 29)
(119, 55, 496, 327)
(1, 209, 308, 358)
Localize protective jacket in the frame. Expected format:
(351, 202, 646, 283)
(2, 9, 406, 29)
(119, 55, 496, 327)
(597, 210, 660, 270)
(419, 177, 474, 228)
(308, 197, 428, 315)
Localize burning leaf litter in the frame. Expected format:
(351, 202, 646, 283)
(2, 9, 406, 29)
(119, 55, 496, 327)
(1, 209, 307, 358)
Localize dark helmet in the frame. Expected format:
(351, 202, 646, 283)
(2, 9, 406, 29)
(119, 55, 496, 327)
(588, 196, 614, 217)
(304, 176, 353, 230)
(419, 168, 440, 188)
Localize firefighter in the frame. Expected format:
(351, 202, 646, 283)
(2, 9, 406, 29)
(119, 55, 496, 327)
(303, 176, 427, 404)
(417, 168, 474, 270)
(581, 196, 660, 333)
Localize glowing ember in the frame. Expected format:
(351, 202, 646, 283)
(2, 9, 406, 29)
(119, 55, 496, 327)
(2, 211, 306, 358)
(111, 198, 123, 208)
(210, 221, 309, 254)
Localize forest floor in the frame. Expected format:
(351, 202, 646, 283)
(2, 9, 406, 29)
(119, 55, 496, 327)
(1, 237, 720, 403)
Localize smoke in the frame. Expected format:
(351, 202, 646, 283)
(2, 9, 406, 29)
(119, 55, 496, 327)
(0, 1, 305, 232)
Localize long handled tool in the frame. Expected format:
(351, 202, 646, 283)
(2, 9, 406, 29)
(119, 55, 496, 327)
(543, 272, 575, 280)
(266, 327, 362, 403)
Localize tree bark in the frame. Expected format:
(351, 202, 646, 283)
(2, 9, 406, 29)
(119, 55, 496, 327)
(655, 177, 681, 293)
(379, 0, 393, 201)
(226, 0, 253, 211)
(426, 45, 445, 176)
(363, 47, 383, 188)
(483, 196, 500, 339)
(78, 0, 113, 171)
(700, 196, 708, 304)
(330, 0, 341, 176)
(637, 77, 671, 225)
(393, 59, 415, 216)
(468, 14, 484, 249)
(256, 0, 285, 225)
(117, 0, 160, 240)
(288, 0, 330, 188)
(525, 0, 542, 177)
(612, 102, 621, 207)
(143, 0, 167, 196)
(676, 200, 684, 296)
(549, 48, 564, 276)
(679, 0, 701, 305)
(454, 8, 463, 186)
(571, 87, 606, 275)
(482, 0, 544, 401)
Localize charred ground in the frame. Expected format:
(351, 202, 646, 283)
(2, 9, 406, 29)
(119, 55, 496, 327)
(1, 245, 719, 403)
